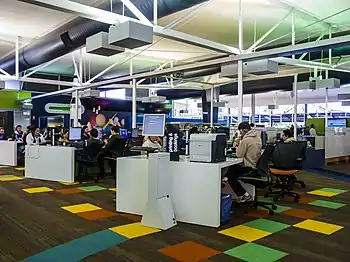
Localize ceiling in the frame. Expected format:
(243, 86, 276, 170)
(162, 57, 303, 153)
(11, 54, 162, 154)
(1, 0, 350, 81)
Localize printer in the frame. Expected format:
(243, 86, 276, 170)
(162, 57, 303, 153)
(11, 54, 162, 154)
(190, 134, 226, 163)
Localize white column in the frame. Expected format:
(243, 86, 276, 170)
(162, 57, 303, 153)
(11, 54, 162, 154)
(293, 74, 298, 139)
(130, 58, 136, 128)
(251, 94, 255, 123)
(153, 0, 158, 25)
(237, 0, 244, 123)
(210, 85, 214, 127)
(15, 36, 19, 79)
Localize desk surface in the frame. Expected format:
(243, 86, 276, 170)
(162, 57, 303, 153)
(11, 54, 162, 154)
(119, 154, 242, 168)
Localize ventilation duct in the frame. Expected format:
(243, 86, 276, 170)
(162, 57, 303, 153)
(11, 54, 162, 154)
(0, 0, 207, 74)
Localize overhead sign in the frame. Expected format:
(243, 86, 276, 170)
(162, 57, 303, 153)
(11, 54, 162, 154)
(45, 103, 85, 115)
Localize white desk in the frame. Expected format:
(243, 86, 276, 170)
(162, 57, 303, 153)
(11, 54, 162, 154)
(25, 145, 75, 182)
(116, 155, 243, 227)
(0, 141, 17, 166)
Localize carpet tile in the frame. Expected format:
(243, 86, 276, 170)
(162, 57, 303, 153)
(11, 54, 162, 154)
(77, 209, 117, 220)
(282, 208, 321, 219)
(55, 188, 85, 195)
(219, 225, 270, 242)
(78, 186, 107, 192)
(309, 200, 346, 209)
(21, 230, 127, 262)
(61, 203, 102, 214)
(159, 241, 220, 262)
(109, 222, 160, 239)
(224, 243, 288, 262)
(244, 219, 290, 233)
(23, 187, 54, 194)
(294, 219, 344, 235)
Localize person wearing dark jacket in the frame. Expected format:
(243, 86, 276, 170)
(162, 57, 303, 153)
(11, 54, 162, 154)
(98, 126, 125, 179)
(0, 127, 7, 140)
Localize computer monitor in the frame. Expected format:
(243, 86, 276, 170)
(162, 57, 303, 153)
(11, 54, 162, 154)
(328, 118, 347, 128)
(120, 129, 128, 139)
(142, 114, 165, 136)
(131, 128, 139, 138)
(95, 127, 103, 139)
(69, 127, 81, 141)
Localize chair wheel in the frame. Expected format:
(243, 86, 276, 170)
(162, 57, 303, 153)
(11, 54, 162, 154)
(301, 183, 306, 188)
(269, 210, 275, 215)
(294, 198, 299, 203)
(271, 204, 277, 210)
(273, 196, 279, 202)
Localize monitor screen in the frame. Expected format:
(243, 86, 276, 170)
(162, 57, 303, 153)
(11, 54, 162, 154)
(328, 118, 347, 128)
(131, 128, 139, 138)
(95, 127, 103, 139)
(142, 114, 165, 136)
(69, 127, 81, 141)
(120, 129, 128, 139)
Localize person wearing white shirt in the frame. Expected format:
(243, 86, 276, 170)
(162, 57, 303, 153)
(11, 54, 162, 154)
(309, 124, 317, 136)
(142, 136, 162, 149)
(26, 126, 45, 145)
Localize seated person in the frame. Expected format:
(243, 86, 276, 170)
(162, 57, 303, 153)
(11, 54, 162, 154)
(26, 126, 46, 145)
(58, 129, 69, 144)
(223, 122, 262, 203)
(282, 129, 296, 143)
(98, 126, 125, 178)
(142, 136, 162, 149)
(12, 125, 24, 141)
(0, 128, 7, 140)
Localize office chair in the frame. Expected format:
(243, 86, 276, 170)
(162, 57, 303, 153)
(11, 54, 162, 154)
(76, 142, 104, 183)
(103, 138, 127, 178)
(237, 144, 277, 215)
(265, 141, 307, 202)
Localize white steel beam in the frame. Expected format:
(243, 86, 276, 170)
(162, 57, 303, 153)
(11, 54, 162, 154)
(23, 55, 65, 78)
(153, 0, 158, 25)
(119, 0, 152, 26)
(137, 61, 171, 85)
(18, 0, 125, 24)
(15, 36, 19, 79)
(153, 26, 241, 54)
(270, 57, 350, 73)
(248, 10, 292, 52)
(0, 68, 10, 76)
(85, 34, 350, 88)
(299, 32, 325, 60)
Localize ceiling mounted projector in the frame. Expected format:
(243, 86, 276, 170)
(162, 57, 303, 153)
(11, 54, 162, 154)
(86, 32, 124, 56)
(109, 20, 153, 49)
(220, 59, 278, 78)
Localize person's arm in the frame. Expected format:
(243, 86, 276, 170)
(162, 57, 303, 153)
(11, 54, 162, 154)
(236, 140, 248, 158)
(103, 135, 116, 152)
(26, 134, 34, 145)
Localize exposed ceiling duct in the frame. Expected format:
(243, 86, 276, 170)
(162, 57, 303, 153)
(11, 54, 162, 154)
(0, 0, 207, 74)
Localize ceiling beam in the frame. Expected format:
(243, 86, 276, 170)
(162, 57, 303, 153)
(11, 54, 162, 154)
(18, 0, 239, 55)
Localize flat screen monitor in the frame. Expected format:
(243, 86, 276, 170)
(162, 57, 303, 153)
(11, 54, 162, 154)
(95, 127, 103, 139)
(328, 118, 347, 128)
(142, 114, 165, 136)
(69, 127, 81, 141)
(120, 129, 128, 139)
(131, 128, 139, 138)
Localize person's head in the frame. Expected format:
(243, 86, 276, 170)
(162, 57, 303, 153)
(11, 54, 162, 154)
(149, 136, 159, 143)
(311, 124, 315, 129)
(0, 127, 4, 134)
(189, 126, 198, 135)
(62, 129, 69, 139)
(89, 128, 99, 138)
(250, 123, 255, 128)
(237, 122, 251, 136)
(282, 129, 293, 141)
(15, 125, 22, 132)
(82, 125, 89, 133)
(110, 126, 119, 135)
(26, 125, 31, 131)
(31, 126, 40, 136)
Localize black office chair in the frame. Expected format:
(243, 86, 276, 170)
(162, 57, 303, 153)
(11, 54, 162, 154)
(76, 142, 104, 183)
(238, 144, 277, 215)
(266, 141, 307, 202)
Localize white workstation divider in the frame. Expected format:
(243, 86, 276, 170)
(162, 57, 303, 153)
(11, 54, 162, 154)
(325, 128, 350, 159)
(0, 141, 17, 166)
(25, 145, 75, 182)
(116, 154, 243, 228)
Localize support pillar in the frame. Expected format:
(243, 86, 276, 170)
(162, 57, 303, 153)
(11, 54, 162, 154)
(251, 94, 256, 123)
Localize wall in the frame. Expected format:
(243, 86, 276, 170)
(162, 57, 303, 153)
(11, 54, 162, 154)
(14, 110, 31, 129)
(0, 90, 31, 109)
